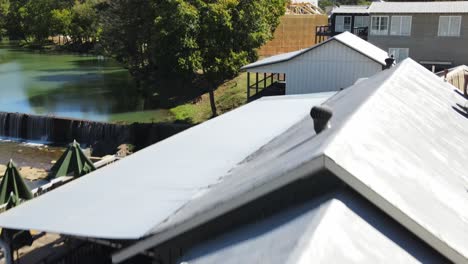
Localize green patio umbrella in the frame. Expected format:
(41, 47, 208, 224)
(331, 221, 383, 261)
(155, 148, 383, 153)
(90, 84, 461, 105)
(49, 140, 96, 180)
(0, 160, 33, 206)
(0, 161, 34, 257)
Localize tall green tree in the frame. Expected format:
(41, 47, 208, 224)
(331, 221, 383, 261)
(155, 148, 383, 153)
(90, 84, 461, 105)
(0, 0, 10, 37)
(3, 0, 28, 40)
(69, 0, 102, 44)
(50, 8, 72, 42)
(101, 0, 285, 116)
(22, 0, 59, 43)
(151, 0, 201, 79)
(0, 0, 101, 46)
(100, 0, 155, 86)
(193, 0, 286, 116)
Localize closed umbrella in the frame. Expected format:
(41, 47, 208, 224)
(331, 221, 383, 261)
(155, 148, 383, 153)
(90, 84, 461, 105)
(0, 160, 33, 205)
(0, 160, 33, 257)
(49, 140, 96, 179)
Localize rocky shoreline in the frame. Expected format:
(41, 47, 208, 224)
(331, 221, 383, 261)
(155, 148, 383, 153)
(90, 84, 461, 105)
(0, 141, 65, 182)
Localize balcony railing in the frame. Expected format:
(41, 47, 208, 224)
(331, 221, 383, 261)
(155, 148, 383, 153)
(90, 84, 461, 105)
(315, 26, 369, 43)
(353, 27, 369, 40)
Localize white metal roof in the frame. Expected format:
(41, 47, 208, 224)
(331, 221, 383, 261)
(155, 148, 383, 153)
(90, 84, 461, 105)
(370, 1, 468, 13)
(0, 93, 335, 239)
(180, 190, 447, 264)
(241, 49, 307, 70)
(333, 31, 388, 65)
(322, 59, 468, 263)
(113, 59, 468, 263)
(242, 32, 388, 70)
(1, 59, 468, 263)
(332, 5, 370, 14)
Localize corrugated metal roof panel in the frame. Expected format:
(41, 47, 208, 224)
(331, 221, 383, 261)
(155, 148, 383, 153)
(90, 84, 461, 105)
(114, 59, 468, 263)
(0, 93, 335, 240)
(333, 31, 388, 65)
(241, 49, 307, 70)
(242, 32, 388, 70)
(180, 190, 447, 264)
(370, 1, 468, 14)
(322, 59, 468, 263)
(332, 5, 370, 14)
(1, 59, 468, 264)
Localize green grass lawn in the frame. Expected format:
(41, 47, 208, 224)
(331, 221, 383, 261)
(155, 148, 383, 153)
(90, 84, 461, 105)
(109, 72, 249, 124)
(170, 73, 249, 124)
(109, 109, 175, 124)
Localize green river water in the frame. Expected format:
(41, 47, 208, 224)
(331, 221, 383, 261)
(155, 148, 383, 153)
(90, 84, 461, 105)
(0, 42, 173, 123)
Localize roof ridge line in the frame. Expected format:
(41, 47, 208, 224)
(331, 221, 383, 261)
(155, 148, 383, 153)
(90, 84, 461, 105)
(321, 62, 408, 156)
(285, 198, 338, 263)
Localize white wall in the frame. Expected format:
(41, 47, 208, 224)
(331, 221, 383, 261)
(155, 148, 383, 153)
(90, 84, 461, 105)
(248, 40, 383, 95)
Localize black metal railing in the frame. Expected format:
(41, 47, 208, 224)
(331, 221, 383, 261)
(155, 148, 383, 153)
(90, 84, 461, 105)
(316, 25, 332, 36)
(247, 72, 285, 101)
(315, 25, 369, 43)
(353, 27, 369, 40)
(315, 25, 332, 44)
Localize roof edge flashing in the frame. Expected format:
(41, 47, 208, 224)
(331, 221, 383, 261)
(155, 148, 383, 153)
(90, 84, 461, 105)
(241, 38, 338, 71)
(334, 36, 387, 66)
(112, 156, 328, 263)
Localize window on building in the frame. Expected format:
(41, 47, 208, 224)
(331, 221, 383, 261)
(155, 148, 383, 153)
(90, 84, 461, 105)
(354, 16, 370, 28)
(335, 16, 352, 32)
(390, 16, 412, 36)
(389, 48, 410, 63)
(371, 16, 389, 35)
(438, 16, 462, 37)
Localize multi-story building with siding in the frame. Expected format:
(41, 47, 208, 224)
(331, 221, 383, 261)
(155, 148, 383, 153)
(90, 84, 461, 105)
(324, 1, 468, 71)
(368, 1, 468, 71)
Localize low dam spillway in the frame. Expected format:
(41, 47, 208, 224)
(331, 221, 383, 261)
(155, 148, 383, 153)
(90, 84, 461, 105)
(0, 112, 191, 155)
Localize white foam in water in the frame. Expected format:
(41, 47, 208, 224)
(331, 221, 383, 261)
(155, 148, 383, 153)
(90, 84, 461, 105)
(21, 142, 45, 147)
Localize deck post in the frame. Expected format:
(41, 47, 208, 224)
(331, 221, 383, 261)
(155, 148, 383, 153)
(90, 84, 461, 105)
(247, 72, 250, 100)
(256, 73, 259, 94)
(264, 73, 267, 89)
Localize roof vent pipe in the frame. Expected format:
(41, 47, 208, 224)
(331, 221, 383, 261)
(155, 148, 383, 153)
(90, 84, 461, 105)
(310, 105, 333, 134)
(383, 56, 395, 70)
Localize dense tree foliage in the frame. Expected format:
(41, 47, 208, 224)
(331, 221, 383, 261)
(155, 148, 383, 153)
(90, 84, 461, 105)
(0, 0, 9, 37)
(1, 0, 285, 116)
(0, 0, 102, 46)
(101, 0, 286, 116)
(195, 0, 285, 115)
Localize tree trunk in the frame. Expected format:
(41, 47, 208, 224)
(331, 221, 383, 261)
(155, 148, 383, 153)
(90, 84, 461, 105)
(209, 88, 217, 118)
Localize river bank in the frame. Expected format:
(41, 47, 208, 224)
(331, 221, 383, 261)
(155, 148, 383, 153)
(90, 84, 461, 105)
(1, 41, 251, 126)
(0, 41, 174, 123)
(0, 140, 65, 181)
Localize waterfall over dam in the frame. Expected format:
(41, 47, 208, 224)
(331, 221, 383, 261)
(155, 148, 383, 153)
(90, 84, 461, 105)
(0, 112, 191, 155)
